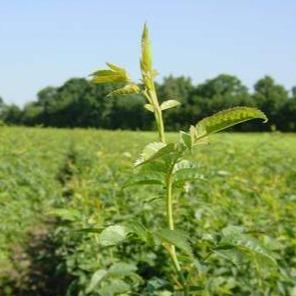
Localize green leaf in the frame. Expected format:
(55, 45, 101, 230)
(176, 286, 204, 292)
(194, 107, 268, 141)
(99, 225, 128, 247)
(218, 225, 277, 268)
(140, 23, 152, 75)
(98, 280, 130, 296)
(160, 99, 180, 111)
(107, 84, 140, 97)
(76, 227, 102, 234)
(155, 229, 193, 257)
(108, 262, 137, 277)
(222, 225, 244, 237)
(144, 277, 170, 292)
(173, 160, 196, 173)
(122, 172, 164, 188)
(86, 269, 107, 293)
(124, 220, 151, 243)
(48, 208, 81, 221)
(180, 125, 208, 149)
(144, 103, 154, 112)
(213, 248, 245, 266)
(90, 62, 130, 84)
(134, 142, 176, 167)
(173, 160, 204, 187)
(180, 131, 192, 149)
(107, 63, 126, 72)
(134, 142, 165, 166)
(139, 161, 167, 174)
(173, 168, 205, 187)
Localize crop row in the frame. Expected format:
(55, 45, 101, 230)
(0, 128, 295, 295)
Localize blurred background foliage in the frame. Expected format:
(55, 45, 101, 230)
(1, 74, 295, 131)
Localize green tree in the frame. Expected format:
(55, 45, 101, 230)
(253, 76, 289, 130)
(277, 87, 296, 131)
(194, 74, 252, 109)
(36, 86, 58, 125)
(190, 74, 254, 131)
(292, 86, 296, 98)
(1, 74, 294, 132)
(0, 96, 4, 114)
(1, 104, 23, 124)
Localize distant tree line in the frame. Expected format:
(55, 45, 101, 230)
(0, 74, 295, 131)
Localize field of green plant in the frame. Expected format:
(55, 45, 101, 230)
(0, 127, 295, 295)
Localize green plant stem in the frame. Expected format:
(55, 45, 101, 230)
(147, 88, 165, 143)
(146, 77, 187, 293)
(166, 171, 189, 296)
(155, 106, 165, 143)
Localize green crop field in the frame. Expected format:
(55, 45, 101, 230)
(0, 127, 295, 295)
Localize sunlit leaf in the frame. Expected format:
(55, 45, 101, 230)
(160, 99, 180, 111)
(99, 225, 128, 247)
(107, 84, 140, 97)
(194, 107, 268, 141)
(86, 269, 107, 293)
(90, 62, 130, 84)
(173, 168, 205, 187)
(134, 142, 176, 167)
(173, 160, 196, 173)
(144, 103, 154, 112)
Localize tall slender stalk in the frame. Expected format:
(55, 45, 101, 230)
(147, 83, 188, 294)
(166, 171, 189, 296)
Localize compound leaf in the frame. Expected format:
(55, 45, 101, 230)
(155, 229, 193, 257)
(194, 107, 267, 141)
(218, 225, 277, 268)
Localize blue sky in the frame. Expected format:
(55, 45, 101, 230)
(0, 0, 295, 105)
